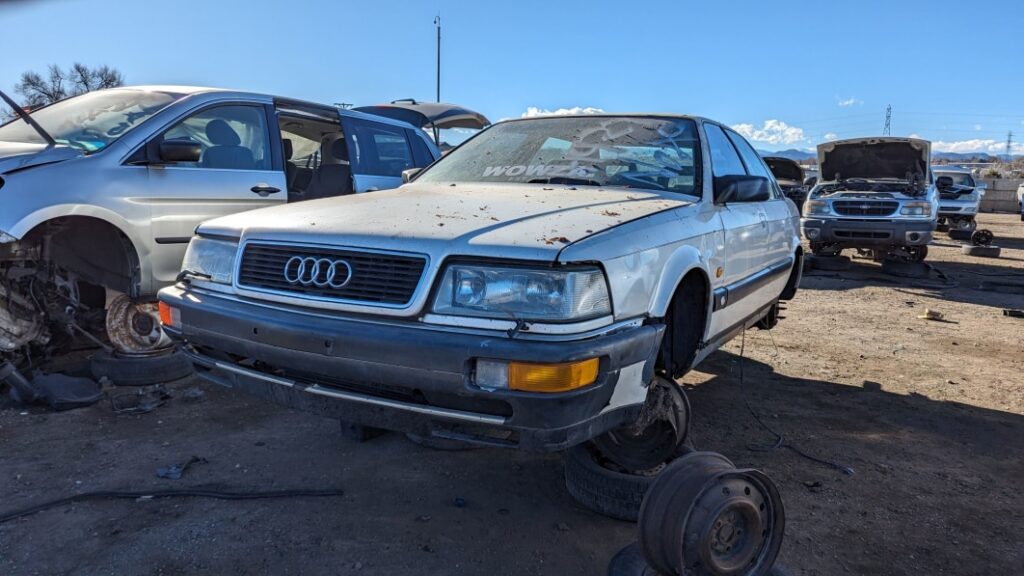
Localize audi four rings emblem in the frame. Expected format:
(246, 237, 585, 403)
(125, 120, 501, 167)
(283, 256, 353, 289)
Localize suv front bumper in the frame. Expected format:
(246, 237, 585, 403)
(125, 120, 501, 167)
(801, 217, 934, 247)
(158, 286, 664, 452)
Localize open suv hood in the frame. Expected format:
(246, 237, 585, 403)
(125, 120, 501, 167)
(818, 137, 930, 182)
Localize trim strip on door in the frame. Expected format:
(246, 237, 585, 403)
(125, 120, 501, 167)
(713, 257, 794, 311)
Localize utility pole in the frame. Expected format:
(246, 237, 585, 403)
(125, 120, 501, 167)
(883, 105, 892, 136)
(434, 15, 441, 103)
(1006, 130, 1014, 161)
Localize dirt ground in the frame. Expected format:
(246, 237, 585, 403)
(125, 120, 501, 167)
(2, 214, 1022, 576)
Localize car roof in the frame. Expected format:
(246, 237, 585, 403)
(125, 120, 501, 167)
(931, 166, 973, 174)
(498, 113, 708, 124)
(111, 86, 423, 131)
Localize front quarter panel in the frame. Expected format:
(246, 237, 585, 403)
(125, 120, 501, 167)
(559, 203, 722, 321)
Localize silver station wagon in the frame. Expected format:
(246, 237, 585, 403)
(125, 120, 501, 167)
(158, 115, 802, 457)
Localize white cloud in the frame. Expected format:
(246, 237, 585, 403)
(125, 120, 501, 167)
(837, 96, 863, 107)
(824, 132, 838, 140)
(520, 106, 605, 118)
(731, 119, 807, 145)
(931, 138, 1024, 155)
(974, 124, 983, 131)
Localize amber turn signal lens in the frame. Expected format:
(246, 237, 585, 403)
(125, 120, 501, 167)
(508, 358, 599, 393)
(158, 302, 180, 328)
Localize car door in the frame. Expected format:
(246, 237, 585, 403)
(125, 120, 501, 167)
(725, 129, 795, 269)
(342, 117, 416, 192)
(141, 103, 286, 286)
(703, 123, 771, 336)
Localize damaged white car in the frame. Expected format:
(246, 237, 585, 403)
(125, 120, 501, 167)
(159, 114, 802, 464)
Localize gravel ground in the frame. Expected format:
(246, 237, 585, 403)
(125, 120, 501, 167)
(1, 213, 1022, 576)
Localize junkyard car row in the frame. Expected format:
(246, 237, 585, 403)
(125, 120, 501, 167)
(5, 84, 1013, 576)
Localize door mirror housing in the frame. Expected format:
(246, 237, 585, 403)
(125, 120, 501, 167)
(803, 176, 818, 188)
(714, 175, 771, 204)
(935, 175, 954, 190)
(159, 138, 202, 163)
(401, 167, 422, 184)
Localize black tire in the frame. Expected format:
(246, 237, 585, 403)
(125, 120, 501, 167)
(564, 444, 655, 522)
(756, 301, 780, 330)
(90, 348, 194, 387)
(881, 258, 930, 279)
(948, 229, 973, 241)
(607, 543, 658, 576)
(962, 244, 1001, 258)
(592, 377, 690, 472)
(808, 254, 850, 271)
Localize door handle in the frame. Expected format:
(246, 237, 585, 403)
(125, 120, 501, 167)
(251, 184, 281, 197)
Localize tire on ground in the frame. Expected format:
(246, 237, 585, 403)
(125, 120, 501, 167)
(90, 348, 194, 387)
(564, 444, 654, 522)
(961, 244, 1001, 258)
(756, 301, 780, 330)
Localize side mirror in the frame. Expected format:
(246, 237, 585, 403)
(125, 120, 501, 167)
(803, 176, 818, 187)
(401, 167, 422, 184)
(935, 175, 954, 190)
(714, 175, 771, 204)
(159, 138, 201, 163)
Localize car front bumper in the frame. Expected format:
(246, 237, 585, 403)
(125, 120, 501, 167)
(158, 286, 664, 452)
(801, 217, 934, 247)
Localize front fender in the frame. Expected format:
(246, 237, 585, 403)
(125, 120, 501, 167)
(647, 244, 710, 318)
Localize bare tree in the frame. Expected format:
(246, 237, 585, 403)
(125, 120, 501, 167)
(14, 63, 124, 108)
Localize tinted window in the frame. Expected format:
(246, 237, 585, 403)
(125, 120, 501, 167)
(407, 129, 435, 166)
(725, 130, 772, 180)
(345, 119, 414, 177)
(703, 124, 746, 177)
(162, 105, 271, 170)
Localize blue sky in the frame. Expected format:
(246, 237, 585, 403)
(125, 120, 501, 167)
(2, 0, 1023, 153)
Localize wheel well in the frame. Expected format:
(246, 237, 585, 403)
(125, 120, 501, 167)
(22, 216, 141, 297)
(656, 269, 710, 378)
(780, 246, 803, 301)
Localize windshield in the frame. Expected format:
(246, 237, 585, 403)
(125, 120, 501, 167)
(0, 89, 183, 153)
(935, 172, 975, 187)
(416, 116, 701, 197)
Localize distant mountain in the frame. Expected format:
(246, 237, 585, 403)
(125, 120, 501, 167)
(757, 149, 815, 162)
(930, 152, 1024, 162)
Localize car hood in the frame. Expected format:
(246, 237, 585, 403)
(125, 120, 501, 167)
(0, 141, 82, 174)
(818, 137, 930, 182)
(198, 183, 692, 262)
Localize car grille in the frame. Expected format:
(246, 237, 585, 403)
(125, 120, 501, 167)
(237, 243, 427, 306)
(832, 201, 899, 216)
(834, 230, 891, 239)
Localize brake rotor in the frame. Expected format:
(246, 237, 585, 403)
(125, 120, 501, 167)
(592, 377, 691, 472)
(105, 294, 172, 354)
(972, 229, 994, 246)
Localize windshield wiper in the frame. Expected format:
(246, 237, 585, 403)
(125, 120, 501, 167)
(527, 177, 602, 186)
(0, 90, 56, 147)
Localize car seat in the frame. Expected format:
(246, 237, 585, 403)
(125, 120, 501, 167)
(200, 119, 256, 169)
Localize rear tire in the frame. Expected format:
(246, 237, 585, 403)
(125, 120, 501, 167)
(755, 301, 780, 330)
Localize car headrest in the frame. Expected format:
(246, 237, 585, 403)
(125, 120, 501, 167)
(282, 138, 293, 160)
(331, 138, 349, 162)
(206, 119, 241, 146)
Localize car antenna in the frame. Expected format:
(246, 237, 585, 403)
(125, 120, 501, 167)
(0, 89, 56, 147)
